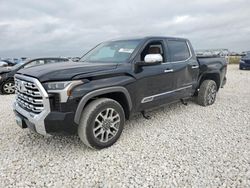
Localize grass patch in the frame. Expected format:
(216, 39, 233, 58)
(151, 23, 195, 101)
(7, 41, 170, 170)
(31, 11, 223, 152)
(229, 56, 241, 64)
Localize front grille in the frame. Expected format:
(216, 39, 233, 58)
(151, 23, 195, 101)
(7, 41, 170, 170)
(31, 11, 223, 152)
(15, 78, 44, 113)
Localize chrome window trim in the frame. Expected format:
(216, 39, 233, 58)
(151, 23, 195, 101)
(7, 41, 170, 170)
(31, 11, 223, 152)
(141, 85, 192, 103)
(13, 74, 50, 136)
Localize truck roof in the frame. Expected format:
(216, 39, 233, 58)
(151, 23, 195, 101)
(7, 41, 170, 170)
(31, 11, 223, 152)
(109, 36, 188, 41)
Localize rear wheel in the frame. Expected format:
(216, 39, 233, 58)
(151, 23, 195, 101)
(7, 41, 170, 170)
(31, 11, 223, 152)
(78, 98, 125, 149)
(197, 80, 217, 106)
(1, 80, 15, 94)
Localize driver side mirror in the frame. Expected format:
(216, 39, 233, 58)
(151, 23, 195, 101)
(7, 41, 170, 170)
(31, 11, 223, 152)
(144, 54, 163, 64)
(136, 54, 163, 67)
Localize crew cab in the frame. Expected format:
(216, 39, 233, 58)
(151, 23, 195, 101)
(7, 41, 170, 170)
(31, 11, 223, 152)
(13, 36, 227, 149)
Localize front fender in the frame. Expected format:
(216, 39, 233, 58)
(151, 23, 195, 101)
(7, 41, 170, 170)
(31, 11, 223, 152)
(74, 86, 132, 124)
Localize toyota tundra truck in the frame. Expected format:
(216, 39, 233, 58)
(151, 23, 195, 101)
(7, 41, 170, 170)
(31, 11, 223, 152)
(13, 36, 227, 149)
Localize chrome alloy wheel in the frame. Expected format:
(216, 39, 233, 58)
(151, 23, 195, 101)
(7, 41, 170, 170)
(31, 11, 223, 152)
(93, 108, 121, 143)
(3, 82, 15, 94)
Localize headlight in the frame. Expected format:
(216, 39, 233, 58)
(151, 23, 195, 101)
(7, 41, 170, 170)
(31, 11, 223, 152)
(0, 76, 2, 80)
(43, 81, 72, 90)
(43, 80, 84, 98)
(240, 60, 245, 64)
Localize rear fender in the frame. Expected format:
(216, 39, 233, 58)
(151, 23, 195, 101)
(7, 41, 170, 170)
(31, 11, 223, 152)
(198, 72, 221, 90)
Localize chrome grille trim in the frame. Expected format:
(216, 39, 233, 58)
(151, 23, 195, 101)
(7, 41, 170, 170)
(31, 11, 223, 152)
(15, 78, 44, 113)
(13, 74, 51, 136)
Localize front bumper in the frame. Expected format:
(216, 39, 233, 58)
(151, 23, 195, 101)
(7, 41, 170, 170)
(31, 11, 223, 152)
(13, 74, 78, 136)
(13, 104, 77, 135)
(13, 101, 48, 135)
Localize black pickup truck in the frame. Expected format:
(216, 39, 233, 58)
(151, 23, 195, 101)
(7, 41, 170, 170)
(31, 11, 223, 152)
(13, 36, 227, 149)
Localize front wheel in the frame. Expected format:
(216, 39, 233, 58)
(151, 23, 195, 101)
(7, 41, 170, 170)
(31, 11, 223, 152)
(197, 80, 217, 106)
(1, 80, 15, 94)
(78, 98, 125, 149)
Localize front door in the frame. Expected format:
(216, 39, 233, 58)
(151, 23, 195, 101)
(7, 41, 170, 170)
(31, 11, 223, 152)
(133, 40, 176, 111)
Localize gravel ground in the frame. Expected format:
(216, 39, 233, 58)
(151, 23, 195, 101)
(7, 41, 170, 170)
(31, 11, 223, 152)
(0, 64, 249, 187)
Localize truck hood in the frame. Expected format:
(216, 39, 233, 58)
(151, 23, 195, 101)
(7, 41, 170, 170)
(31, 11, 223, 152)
(17, 61, 118, 82)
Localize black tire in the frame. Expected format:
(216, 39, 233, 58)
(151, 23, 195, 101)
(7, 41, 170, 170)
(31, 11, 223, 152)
(1, 80, 15, 94)
(197, 80, 217, 106)
(78, 98, 125, 149)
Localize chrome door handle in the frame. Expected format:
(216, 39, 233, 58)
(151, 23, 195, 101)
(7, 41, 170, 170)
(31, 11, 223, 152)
(164, 69, 173, 73)
(191, 65, 199, 69)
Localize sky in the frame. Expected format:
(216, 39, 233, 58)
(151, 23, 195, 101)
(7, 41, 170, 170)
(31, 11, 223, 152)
(0, 0, 250, 57)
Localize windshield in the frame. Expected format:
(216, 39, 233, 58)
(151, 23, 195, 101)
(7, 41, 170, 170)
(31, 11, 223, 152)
(80, 40, 141, 63)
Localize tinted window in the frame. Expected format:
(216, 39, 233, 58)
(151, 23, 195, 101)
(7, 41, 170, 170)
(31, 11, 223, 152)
(167, 40, 190, 62)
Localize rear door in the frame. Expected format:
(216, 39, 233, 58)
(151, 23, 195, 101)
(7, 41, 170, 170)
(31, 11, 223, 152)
(165, 39, 199, 99)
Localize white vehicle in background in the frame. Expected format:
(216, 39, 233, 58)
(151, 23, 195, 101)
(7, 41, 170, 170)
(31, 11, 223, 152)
(0, 61, 8, 67)
(196, 49, 229, 63)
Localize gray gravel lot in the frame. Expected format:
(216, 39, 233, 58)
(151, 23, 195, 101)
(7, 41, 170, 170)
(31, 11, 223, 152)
(0, 65, 249, 187)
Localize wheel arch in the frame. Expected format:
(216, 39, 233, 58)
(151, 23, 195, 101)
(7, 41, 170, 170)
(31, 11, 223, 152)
(198, 72, 221, 91)
(74, 86, 132, 124)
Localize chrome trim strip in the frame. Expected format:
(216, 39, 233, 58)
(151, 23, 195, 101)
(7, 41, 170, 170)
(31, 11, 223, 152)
(141, 85, 192, 104)
(13, 74, 51, 136)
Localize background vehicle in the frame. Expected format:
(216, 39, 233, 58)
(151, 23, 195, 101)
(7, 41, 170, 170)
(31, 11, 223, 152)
(71, 57, 81, 62)
(196, 49, 229, 63)
(0, 59, 16, 67)
(0, 61, 8, 67)
(13, 36, 227, 149)
(0, 60, 17, 74)
(0, 57, 70, 94)
(240, 52, 250, 70)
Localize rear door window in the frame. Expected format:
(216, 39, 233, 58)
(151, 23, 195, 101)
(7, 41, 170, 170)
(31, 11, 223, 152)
(167, 40, 190, 62)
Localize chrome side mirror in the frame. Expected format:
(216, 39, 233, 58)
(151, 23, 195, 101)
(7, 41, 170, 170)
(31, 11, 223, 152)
(144, 54, 163, 63)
